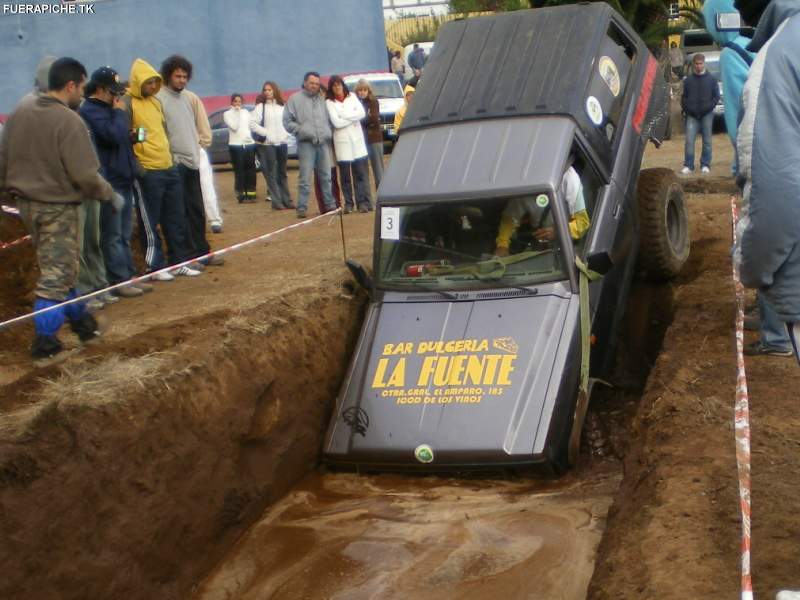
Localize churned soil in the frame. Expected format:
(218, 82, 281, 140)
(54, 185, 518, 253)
(0, 136, 798, 599)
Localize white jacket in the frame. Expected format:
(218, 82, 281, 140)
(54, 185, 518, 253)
(326, 94, 367, 162)
(223, 107, 254, 146)
(249, 101, 290, 145)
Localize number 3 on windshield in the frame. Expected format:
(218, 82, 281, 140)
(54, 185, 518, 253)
(381, 207, 400, 240)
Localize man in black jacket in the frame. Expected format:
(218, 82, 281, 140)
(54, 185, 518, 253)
(79, 67, 152, 298)
(681, 53, 720, 175)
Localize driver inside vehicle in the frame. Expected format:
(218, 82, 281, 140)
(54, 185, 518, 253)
(494, 165, 590, 257)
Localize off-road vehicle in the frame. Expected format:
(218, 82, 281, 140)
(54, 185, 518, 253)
(325, 3, 689, 472)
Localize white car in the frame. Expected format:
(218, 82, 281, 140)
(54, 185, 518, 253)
(343, 73, 405, 143)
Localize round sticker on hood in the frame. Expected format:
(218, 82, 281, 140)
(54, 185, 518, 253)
(598, 56, 621, 97)
(414, 444, 434, 463)
(536, 194, 549, 208)
(586, 96, 603, 126)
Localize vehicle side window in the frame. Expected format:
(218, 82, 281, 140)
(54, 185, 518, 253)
(209, 112, 225, 130)
(590, 22, 636, 142)
(568, 145, 602, 253)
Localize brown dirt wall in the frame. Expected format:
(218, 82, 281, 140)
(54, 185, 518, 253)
(0, 286, 366, 600)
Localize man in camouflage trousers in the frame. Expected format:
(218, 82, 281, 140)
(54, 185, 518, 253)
(0, 57, 122, 359)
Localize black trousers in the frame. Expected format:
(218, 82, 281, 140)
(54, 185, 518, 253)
(178, 164, 210, 258)
(338, 157, 372, 210)
(229, 144, 257, 197)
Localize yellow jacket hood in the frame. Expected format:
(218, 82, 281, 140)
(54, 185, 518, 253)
(128, 58, 162, 99)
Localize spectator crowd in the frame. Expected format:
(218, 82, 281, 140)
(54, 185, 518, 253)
(0, 52, 425, 360)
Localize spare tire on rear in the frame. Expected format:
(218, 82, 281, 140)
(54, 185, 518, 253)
(636, 168, 690, 281)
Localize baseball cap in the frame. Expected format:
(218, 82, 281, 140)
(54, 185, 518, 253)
(86, 66, 126, 96)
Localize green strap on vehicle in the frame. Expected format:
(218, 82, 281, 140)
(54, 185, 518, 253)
(574, 256, 602, 394)
(427, 250, 549, 280)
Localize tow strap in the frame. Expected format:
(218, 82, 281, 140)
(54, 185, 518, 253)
(569, 256, 602, 463)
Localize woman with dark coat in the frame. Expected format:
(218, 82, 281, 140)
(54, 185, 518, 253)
(354, 79, 384, 188)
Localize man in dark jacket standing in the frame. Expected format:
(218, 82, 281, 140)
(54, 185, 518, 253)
(681, 53, 720, 175)
(79, 66, 151, 299)
(0, 57, 121, 358)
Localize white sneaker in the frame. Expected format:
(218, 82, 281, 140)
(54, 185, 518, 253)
(172, 266, 202, 277)
(99, 292, 120, 305)
(680, 166, 693, 175)
(701, 166, 711, 174)
(151, 270, 175, 282)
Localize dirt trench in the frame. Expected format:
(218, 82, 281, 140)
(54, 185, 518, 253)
(0, 286, 366, 600)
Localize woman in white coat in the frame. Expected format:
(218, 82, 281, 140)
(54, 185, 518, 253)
(223, 93, 257, 202)
(250, 81, 294, 210)
(325, 75, 373, 213)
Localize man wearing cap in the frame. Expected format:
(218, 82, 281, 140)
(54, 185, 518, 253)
(124, 58, 200, 279)
(0, 57, 122, 359)
(733, 0, 800, 359)
(79, 66, 153, 299)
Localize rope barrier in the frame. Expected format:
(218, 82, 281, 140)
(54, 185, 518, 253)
(731, 196, 753, 600)
(0, 208, 341, 331)
(0, 234, 31, 250)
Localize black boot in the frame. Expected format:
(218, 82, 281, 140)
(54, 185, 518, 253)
(31, 335, 64, 359)
(69, 313, 101, 342)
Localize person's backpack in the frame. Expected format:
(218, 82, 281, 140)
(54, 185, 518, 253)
(724, 41, 754, 67)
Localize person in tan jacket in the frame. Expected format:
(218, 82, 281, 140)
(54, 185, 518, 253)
(184, 87, 223, 233)
(0, 57, 121, 359)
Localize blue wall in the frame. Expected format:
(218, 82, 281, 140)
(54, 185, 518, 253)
(0, 0, 388, 113)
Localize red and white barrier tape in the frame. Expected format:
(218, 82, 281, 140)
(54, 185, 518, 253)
(2, 204, 20, 216)
(731, 197, 753, 600)
(0, 234, 31, 250)
(0, 208, 341, 330)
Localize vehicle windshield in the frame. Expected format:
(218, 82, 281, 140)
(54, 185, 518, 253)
(354, 79, 402, 99)
(377, 197, 575, 291)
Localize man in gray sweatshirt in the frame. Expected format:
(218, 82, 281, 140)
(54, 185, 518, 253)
(283, 71, 336, 218)
(157, 55, 222, 265)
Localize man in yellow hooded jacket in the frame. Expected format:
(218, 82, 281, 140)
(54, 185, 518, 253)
(125, 58, 199, 279)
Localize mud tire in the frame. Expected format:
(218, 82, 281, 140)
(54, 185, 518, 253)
(636, 168, 690, 281)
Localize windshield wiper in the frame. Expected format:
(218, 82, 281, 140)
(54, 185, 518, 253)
(406, 280, 458, 300)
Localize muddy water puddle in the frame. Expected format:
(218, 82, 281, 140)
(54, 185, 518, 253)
(196, 468, 620, 600)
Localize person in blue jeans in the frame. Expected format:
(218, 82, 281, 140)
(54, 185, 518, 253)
(79, 66, 153, 298)
(681, 54, 719, 175)
(282, 72, 337, 219)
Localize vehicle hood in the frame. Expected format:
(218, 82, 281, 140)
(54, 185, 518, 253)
(378, 97, 404, 115)
(324, 288, 579, 466)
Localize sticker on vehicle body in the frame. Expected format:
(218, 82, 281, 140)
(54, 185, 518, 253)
(535, 194, 549, 208)
(586, 96, 603, 126)
(381, 206, 400, 240)
(414, 444, 434, 463)
(598, 56, 621, 97)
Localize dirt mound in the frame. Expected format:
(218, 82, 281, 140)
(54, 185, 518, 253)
(0, 287, 365, 600)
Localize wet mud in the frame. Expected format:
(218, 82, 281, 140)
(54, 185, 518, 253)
(196, 469, 620, 600)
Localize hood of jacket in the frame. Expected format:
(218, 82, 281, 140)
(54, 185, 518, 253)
(128, 58, 162, 99)
(748, 0, 800, 51)
(703, 0, 746, 44)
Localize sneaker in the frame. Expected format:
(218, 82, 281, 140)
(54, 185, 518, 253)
(151, 270, 175, 282)
(31, 334, 64, 359)
(172, 265, 202, 277)
(133, 282, 154, 293)
(680, 166, 693, 175)
(100, 292, 121, 304)
(87, 297, 105, 311)
(744, 341, 792, 357)
(211, 224, 223, 234)
(701, 166, 711, 174)
(343, 206, 353, 214)
(297, 210, 307, 219)
(113, 285, 144, 299)
(206, 254, 225, 266)
(284, 202, 296, 210)
(190, 261, 206, 271)
(358, 206, 369, 213)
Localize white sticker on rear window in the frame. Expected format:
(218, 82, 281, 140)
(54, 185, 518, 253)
(381, 207, 400, 240)
(599, 56, 621, 97)
(586, 96, 604, 126)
